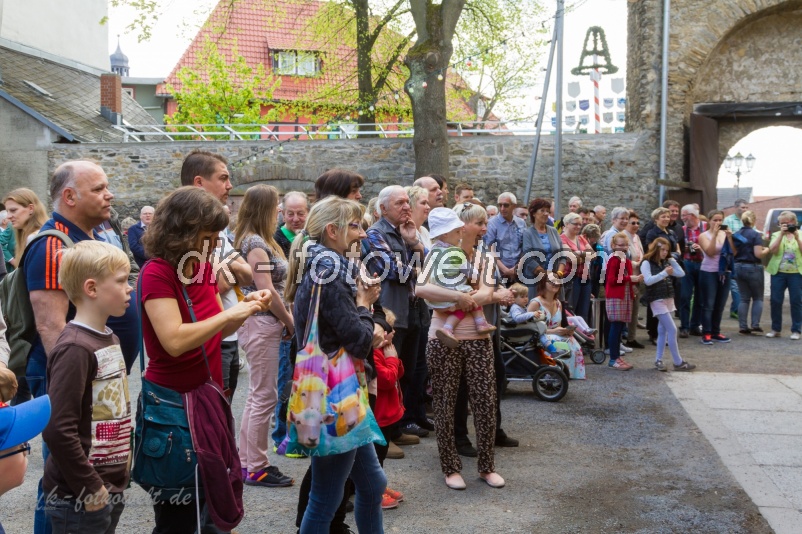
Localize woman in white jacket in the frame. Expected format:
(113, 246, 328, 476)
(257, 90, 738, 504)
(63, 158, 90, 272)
(641, 237, 696, 372)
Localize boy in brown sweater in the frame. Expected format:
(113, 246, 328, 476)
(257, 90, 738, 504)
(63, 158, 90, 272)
(42, 241, 132, 533)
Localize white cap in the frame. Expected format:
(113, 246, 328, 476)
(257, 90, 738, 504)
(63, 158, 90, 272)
(428, 207, 465, 238)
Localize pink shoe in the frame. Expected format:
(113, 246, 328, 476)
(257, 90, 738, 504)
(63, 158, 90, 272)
(475, 322, 497, 335)
(436, 327, 459, 348)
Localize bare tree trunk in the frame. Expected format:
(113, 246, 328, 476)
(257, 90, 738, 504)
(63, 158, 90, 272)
(405, 0, 465, 178)
(353, 0, 377, 129)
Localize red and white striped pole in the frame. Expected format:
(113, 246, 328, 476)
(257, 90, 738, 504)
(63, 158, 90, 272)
(592, 54, 601, 134)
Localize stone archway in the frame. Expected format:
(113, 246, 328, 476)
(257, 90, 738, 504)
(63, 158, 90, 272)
(627, 0, 802, 210)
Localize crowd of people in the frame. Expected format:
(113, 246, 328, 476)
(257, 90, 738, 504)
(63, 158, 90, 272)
(1, 156, 801, 534)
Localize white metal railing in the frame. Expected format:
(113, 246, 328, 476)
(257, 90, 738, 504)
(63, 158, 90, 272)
(106, 120, 616, 143)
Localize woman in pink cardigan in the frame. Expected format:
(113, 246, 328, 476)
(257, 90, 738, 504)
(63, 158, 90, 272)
(605, 232, 643, 371)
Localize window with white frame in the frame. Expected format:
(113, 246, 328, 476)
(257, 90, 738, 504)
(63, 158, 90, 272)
(274, 51, 320, 76)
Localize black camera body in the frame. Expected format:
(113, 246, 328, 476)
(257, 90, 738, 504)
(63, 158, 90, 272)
(788, 224, 798, 233)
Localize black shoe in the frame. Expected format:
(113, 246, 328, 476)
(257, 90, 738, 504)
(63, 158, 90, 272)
(739, 329, 752, 335)
(456, 442, 478, 457)
(690, 328, 702, 336)
(401, 423, 429, 437)
(751, 326, 764, 333)
(495, 434, 519, 447)
(624, 340, 645, 349)
(679, 329, 689, 338)
(417, 417, 435, 432)
(649, 338, 657, 346)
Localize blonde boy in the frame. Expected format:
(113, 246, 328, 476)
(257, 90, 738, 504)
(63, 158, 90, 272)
(42, 241, 132, 533)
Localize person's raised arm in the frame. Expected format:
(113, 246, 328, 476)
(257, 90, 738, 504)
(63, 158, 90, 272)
(698, 230, 719, 257)
(145, 295, 266, 357)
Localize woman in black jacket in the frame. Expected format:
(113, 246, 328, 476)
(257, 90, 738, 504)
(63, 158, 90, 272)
(285, 196, 386, 533)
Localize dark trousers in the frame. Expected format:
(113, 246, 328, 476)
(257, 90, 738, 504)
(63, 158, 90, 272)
(220, 340, 240, 399)
(47, 496, 125, 534)
(680, 260, 703, 331)
(700, 271, 731, 336)
(152, 500, 227, 534)
(454, 330, 506, 445)
(392, 300, 427, 427)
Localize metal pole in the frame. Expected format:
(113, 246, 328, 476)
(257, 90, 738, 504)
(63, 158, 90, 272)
(554, 0, 565, 219)
(658, 0, 671, 205)
(523, 15, 559, 206)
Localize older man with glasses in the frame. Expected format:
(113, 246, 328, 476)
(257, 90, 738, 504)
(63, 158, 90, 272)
(485, 192, 526, 285)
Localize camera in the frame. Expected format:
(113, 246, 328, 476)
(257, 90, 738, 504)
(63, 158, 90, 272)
(720, 224, 728, 231)
(788, 225, 798, 233)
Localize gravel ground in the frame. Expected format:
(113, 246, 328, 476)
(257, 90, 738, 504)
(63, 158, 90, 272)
(3, 304, 791, 533)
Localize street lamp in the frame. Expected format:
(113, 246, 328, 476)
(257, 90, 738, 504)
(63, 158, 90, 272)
(723, 152, 756, 200)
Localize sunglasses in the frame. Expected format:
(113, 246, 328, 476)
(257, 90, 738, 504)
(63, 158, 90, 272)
(0, 442, 31, 460)
(498, 203, 511, 208)
(630, 221, 640, 225)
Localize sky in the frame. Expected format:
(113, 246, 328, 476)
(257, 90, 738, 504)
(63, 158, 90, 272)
(106, 0, 799, 197)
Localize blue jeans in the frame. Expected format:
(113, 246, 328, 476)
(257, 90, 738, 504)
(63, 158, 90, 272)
(699, 271, 730, 336)
(735, 263, 764, 330)
(570, 278, 592, 322)
(300, 444, 386, 533)
(26, 345, 52, 534)
(46, 495, 124, 534)
(680, 260, 703, 331)
(730, 275, 740, 314)
(770, 272, 802, 334)
(272, 336, 294, 448)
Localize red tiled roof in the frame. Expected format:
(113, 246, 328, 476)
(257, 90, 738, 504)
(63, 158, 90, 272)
(158, 0, 491, 120)
(159, 0, 399, 104)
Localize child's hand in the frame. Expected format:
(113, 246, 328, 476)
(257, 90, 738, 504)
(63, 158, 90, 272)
(0, 367, 18, 402)
(533, 310, 546, 321)
(84, 485, 109, 512)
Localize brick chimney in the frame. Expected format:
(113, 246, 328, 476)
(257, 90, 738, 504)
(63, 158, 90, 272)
(100, 73, 123, 124)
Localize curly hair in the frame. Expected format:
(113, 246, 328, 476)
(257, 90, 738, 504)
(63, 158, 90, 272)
(143, 187, 228, 267)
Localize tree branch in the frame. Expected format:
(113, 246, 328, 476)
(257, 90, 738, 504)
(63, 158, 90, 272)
(441, 0, 467, 44)
(409, 0, 430, 43)
(374, 29, 416, 95)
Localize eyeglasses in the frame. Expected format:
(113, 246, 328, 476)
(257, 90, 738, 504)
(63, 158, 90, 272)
(498, 203, 511, 208)
(0, 442, 31, 460)
(630, 221, 640, 225)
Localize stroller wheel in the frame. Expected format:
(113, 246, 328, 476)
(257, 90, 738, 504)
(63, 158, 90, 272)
(590, 349, 607, 365)
(555, 359, 570, 378)
(532, 367, 568, 402)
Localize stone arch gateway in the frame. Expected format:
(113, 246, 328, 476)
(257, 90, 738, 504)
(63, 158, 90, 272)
(627, 0, 802, 211)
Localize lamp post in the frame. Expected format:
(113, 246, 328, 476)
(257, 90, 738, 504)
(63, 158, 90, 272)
(723, 152, 756, 200)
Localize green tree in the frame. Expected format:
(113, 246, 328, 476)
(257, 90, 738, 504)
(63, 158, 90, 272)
(165, 39, 280, 136)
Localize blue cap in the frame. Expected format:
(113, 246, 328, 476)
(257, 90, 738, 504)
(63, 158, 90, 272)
(0, 395, 51, 451)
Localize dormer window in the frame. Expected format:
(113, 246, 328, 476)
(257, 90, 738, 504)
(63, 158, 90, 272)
(273, 51, 320, 76)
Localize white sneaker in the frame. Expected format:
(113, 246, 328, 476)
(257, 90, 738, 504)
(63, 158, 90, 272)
(791, 333, 801, 340)
(620, 344, 633, 353)
(766, 331, 781, 338)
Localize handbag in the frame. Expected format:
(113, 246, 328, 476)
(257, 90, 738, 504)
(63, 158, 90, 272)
(131, 265, 212, 500)
(282, 283, 384, 457)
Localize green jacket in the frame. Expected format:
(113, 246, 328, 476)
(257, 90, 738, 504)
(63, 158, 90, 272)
(0, 225, 15, 272)
(766, 231, 802, 275)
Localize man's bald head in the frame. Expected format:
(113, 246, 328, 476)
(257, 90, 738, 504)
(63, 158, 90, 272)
(51, 160, 105, 211)
(412, 176, 444, 208)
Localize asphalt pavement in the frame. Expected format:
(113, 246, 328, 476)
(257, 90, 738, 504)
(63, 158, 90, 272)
(3, 303, 798, 533)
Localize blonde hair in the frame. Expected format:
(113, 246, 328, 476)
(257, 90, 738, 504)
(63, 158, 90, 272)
(453, 201, 487, 224)
(562, 212, 582, 227)
(779, 210, 799, 225)
(2, 188, 48, 264)
(510, 282, 529, 298)
(741, 210, 756, 227)
(405, 185, 427, 207)
(285, 196, 364, 303)
(651, 207, 671, 221)
(59, 241, 130, 302)
(234, 184, 285, 260)
(581, 224, 601, 240)
(612, 231, 630, 247)
(384, 308, 397, 327)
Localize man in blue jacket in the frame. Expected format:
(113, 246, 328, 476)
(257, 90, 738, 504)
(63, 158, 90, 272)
(126, 205, 153, 268)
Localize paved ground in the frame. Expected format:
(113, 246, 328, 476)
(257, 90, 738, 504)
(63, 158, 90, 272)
(2, 303, 798, 533)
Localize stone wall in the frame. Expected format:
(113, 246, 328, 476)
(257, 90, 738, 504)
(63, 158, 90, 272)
(627, 0, 802, 185)
(47, 133, 658, 219)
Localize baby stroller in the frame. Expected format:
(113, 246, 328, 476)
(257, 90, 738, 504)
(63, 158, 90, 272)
(498, 317, 569, 402)
(564, 308, 606, 365)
